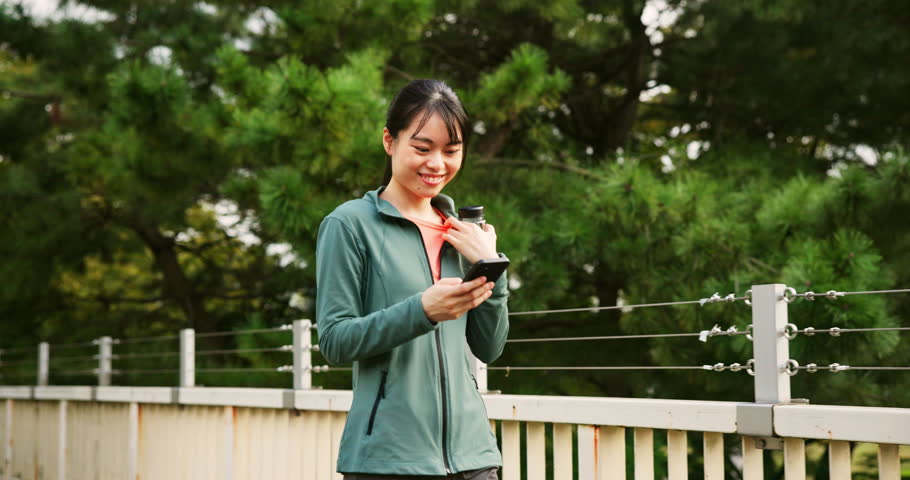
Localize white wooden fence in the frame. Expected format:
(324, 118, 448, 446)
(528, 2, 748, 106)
(0, 385, 908, 480)
(2, 284, 909, 479)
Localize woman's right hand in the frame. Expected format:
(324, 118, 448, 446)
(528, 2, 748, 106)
(422, 276, 496, 323)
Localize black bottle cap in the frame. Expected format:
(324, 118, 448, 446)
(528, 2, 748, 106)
(458, 205, 484, 220)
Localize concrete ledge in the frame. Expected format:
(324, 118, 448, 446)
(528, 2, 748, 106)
(482, 394, 740, 433)
(6, 386, 910, 446)
(0, 386, 33, 399)
(34, 386, 92, 401)
(178, 387, 291, 409)
(294, 389, 353, 412)
(774, 404, 910, 444)
(95, 386, 173, 404)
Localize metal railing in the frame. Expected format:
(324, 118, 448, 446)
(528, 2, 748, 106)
(5, 285, 909, 395)
(1, 283, 909, 480)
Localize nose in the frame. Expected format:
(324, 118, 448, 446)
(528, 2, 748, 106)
(426, 151, 445, 170)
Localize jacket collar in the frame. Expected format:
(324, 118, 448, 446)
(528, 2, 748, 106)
(366, 186, 456, 220)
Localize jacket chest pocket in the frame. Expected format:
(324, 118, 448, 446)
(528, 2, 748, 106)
(366, 371, 388, 435)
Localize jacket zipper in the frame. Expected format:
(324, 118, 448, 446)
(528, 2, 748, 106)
(366, 370, 387, 435)
(413, 224, 453, 474)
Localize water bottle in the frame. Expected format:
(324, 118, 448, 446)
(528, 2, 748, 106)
(457, 205, 485, 273)
(458, 205, 485, 228)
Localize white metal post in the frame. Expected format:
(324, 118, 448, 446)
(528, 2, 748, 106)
(57, 400, 67, 480)
(127, 402, 138, 480)
(466, 344, 488, 392)
(97, 336, 112, 387)
(38, 342, 49, 386)
(4, 399, 11, 480)
(750, 284, 791, 404)
(293, 319, 312, 389)
(179, 328, 195, 387)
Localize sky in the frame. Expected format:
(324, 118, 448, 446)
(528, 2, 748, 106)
(18, 0, 678, 33)
(14, 0, 112, 22)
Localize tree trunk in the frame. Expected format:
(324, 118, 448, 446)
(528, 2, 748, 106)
(131, 223, 216, 333)
(605, 1, 651, 149)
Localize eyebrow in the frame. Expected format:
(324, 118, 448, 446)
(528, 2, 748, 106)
(410, 135, 462, 146)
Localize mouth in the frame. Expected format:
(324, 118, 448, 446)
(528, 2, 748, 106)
(418, 173, 446, 185)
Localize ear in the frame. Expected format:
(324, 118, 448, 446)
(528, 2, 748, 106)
(382, 128, 394, 156)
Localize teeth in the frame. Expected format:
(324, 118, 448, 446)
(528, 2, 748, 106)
(421, 174, 444, 182)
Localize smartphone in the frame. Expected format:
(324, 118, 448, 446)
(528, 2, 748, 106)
(462, 256, 510, 283)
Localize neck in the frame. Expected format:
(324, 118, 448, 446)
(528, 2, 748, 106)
(380, 181, 435, 218)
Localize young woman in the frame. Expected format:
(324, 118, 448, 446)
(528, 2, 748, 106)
(315, 79, 509, 479)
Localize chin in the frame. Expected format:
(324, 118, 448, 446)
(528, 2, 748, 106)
(414, 182, 449, 197)
(414, 189, 442, 199)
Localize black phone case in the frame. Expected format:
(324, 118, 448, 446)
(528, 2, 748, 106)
(463, 257, 510, 283)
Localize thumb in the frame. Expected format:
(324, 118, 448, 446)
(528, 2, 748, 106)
(437, 277, 463, 286)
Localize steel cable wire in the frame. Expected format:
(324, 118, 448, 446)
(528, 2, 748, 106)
(194, 346, 292, 356)
(508, 296, 748, 317)
(112, 351, 180, 359)
(195, 326, 291, 338)
(116, 334, 180, 344)
(487, 366, 712, 371)
(507, 330, 750, 344)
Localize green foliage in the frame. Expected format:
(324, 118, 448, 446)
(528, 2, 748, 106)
(470, 43, 571, 126)
(2, 0, 910, 416)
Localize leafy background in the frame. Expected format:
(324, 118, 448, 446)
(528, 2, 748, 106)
(2, 0, 909, 413)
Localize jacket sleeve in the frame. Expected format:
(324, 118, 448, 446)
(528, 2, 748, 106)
(315, 216, 438, 365)
(466, 270, 510, 364)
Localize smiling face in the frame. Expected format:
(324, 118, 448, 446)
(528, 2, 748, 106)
(383, 110, 464, 202)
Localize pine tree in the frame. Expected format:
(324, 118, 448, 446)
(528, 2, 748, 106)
(1, 1, 909, 407)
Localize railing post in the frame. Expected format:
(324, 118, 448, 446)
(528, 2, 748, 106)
(180, 328, 195, 387)
(38, 342, 49, 386)
(97, 336, 112, 386)
(293, 319, 312, 389)
(466, 346, 488, 392)
(4, 398, 12, 480)
(750, 284, 791, 404)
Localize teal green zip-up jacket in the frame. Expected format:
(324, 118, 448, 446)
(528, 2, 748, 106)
(315, 187, 509, 475)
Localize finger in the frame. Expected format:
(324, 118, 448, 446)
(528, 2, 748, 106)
(452, 281, 494, 300)
(437, 277, 463, 286)
(472, 289, 494, 307)
(484, 223, 495, 233)
(453, 276, 486, 293)
(444, 216, 466, 230)
(442, 229, 463, 241)
(459, 289, 493, 311)
(441, 232, 463, 247)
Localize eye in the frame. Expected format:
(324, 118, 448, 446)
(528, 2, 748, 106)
(413, 146, 429, 153)
(445, 149, 461, 155)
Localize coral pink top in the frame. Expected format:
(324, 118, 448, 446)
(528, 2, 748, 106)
(404, 210, 450, 283)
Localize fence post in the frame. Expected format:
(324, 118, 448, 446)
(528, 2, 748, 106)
(750, 284, 791, 404)
(180, 329, 195, 387)
(38, 343, 49, 386)
(97, 336, 112, 387)
(293, 319, 312, 389)
(466, 346, 488, 392)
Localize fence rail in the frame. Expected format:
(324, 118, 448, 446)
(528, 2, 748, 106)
(2, 283, 909, 479)
(1, 386, 907, 480)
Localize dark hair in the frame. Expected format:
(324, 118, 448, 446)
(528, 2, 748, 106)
(383, 79, 469, 186)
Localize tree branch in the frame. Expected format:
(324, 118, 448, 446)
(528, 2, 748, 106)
(0, 89, 62, 102)
(474, 157, 600, 178)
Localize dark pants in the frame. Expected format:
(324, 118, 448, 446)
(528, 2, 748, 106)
(343, 466, 499, 480)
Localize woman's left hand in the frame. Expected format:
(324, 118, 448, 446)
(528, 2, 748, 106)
(442, 217, 498, 264)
